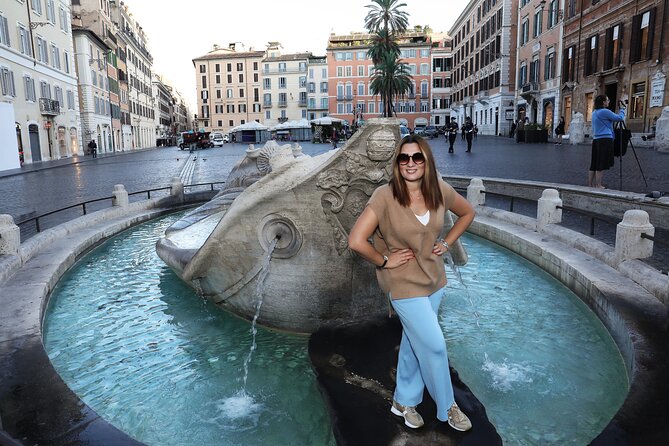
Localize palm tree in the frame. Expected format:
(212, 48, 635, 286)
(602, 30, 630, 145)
(364, 0, 411, 117)
(369, 52, 412, 117)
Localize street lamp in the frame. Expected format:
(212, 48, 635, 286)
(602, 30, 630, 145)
(90, 50, 115, 152)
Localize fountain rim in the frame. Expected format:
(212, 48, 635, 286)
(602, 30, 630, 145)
(0, 184, 666, 444)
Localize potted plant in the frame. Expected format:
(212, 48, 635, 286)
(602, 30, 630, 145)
(525, 123, 548, 143)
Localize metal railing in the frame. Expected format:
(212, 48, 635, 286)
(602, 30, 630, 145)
(16, 181, 225, 236)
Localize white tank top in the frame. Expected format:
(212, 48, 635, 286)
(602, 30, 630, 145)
(414, 210, 430, 226)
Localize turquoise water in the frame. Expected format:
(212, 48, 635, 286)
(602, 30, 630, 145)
(441, 234, 628, 445)
(43, 213, 628, 445)
(43, 212, 335, 446)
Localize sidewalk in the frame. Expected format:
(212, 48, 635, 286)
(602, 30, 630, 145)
(0, 146, 161, 179)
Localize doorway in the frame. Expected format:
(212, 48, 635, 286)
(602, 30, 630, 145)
(58, 126, 67, 157)
(605, 83, 618, 112)
(544, 101, 554, 133)
(563, 96, 572, 132)
(29, 124, 41, 162)
(16, 123, 24, 165)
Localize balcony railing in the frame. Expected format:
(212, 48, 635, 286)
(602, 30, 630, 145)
(336, 94, 354, 101)
(298, 99, 307, 106)
(521, 82, 540, 94)
(278, 100, 287, 108)
(39, 98, 60, 115)
(263, 101, 272, 108)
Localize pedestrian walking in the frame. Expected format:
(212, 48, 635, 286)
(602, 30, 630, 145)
(88, 140, 97, 158)
(463, 118, 474, 152)
(461, 125, 466, 141)
(348, 134, 475, 432)
(473, 124, 478, 139)
(589, 95, 626, 189)
(510, 121, 517, 138)
(446, 118, 458, 153)
(554, 117, 565, 145)
(332, 128, 339, 149)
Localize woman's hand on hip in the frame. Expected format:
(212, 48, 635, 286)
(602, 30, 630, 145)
(387, 249, 415, 268)
(432, 242, 449, 256)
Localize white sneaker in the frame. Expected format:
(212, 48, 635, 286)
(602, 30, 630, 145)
(390, 400, 424, 428)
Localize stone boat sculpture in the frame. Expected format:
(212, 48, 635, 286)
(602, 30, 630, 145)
(156, 118, 468, 333)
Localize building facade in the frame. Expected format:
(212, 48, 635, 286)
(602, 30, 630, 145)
(117, 4, 154, 149)
(262, 43, 310, 126)
(152, 73, 173, 145)
(71, 0, 120, 153)
(561, 0, 668, 135)
(193, 43, 264, 134)
(306, 55, 329, 121)
(430, 32, 454, 128)
(72, 28, 115, 154)
(1, 0, 82, 165)
(515, 0, 564, 133)
(449, 0, 518, 136)
(326, 31, 432, 129)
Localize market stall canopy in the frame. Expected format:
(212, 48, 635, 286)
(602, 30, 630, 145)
(229, 121, 269, 132)
(310, 117, 346, 126)
(270, 119, 311, 131)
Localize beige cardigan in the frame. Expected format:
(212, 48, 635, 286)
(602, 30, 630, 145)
(367, 179, 456, 299)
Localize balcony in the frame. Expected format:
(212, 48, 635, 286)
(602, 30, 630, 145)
(336, 94, 354, 101)
(263, 101, 272, 108)
(521, 82, 540, 94)
(39, 98, 60, 115)
(298, 99, 307, 107)
(278, 100, 287, 108)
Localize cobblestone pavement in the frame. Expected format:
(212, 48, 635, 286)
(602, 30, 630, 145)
(2, 136, 666, 221)
(0, 136, 667, 270)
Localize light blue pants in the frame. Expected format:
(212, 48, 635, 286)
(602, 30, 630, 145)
(390, 288, 454, 421)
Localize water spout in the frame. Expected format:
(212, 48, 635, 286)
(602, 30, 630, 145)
(444, 251, 481, 328)
(241, 237, 278, 391)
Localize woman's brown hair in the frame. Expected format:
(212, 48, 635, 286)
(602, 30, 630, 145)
(390, 134, 443, 211)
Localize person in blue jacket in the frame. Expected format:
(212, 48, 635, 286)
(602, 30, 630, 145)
(589, 95, 626, 188)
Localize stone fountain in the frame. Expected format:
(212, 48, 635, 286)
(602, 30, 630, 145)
(156, 118, 468, 333)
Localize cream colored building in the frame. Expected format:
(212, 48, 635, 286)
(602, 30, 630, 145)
(1, 0, 82, 165)
(193, 43, 264, 134)
(449, 0, 518, 136)
(71, 0, 120, 153)
(430, 32, 454, 128)
(116, 3, 154, 150)
(262, 43, 310, 127)
(72, 27, 114, 154)
(306, 55, 329, 121)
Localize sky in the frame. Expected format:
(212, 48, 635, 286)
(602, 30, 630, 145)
(121, 0, 469, 111)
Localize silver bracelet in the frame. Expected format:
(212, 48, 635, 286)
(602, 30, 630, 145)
(441, 240, 449, 251)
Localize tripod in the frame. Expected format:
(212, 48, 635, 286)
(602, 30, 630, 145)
(615, 120, 648, 191)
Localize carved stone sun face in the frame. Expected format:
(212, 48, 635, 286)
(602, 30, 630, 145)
(366, 128, 395, 161)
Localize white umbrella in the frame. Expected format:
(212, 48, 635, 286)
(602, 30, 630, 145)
(310, 117, 345, 126)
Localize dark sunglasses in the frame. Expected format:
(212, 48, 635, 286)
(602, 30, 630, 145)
(397, 152, 426, 165)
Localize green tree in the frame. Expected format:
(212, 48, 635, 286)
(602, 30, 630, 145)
(369, 52, 412, 117)
(364, 0, 411, 117)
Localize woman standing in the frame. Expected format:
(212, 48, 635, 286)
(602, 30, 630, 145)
(554, 116, 565, 145)
(348, 135, 475, 431)
(589, 95, 626, 188)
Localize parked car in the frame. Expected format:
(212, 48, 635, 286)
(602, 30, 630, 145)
(223, 133, 230, 143)
(399, 125, 410, 138)
(423, 125, 439, 138)
(414, 125, 427, 136)
(211, 132, 225, 147)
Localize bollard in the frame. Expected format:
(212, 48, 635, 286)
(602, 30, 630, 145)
(111, 184, 129, 207)
(170, 177, 184, 201)
(467, 178, 485, 206)
(615, 210, 654, 263)
(0, 214, 20, 255)
(537, 189, 562, 230)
